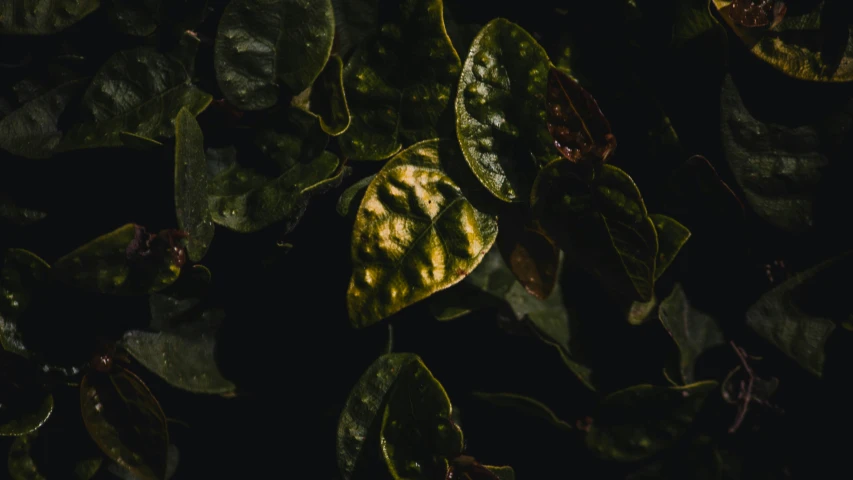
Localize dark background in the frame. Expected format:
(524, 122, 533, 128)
(1, 0, 852, 478)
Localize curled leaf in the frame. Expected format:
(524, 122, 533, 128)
(174, 107, 215, 262)
(347, 139, 498, 327)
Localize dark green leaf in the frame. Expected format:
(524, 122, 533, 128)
(59, 48, 211, 151)
(0, 0, 100, 34)
(0, 203, 47, 226)
(331, 0, 378, 57)
(339, 0, 461, 161)
(626, 294, 657, 326)
(673, 0, 725, 47)
(484, 466, 515, 480)
(347, 139, 499, 327)
(745, 252, 852, 377)
(0, 351, 54, 436)
(147, 264, 211, 331)
(650, 214, 690, 280)
(380, 357, 463, 480)
(174, 107, 214, 262)
(472, 392, 573, 432)
(8, 431, 103, 480)
(214, 0, 335, 110)
(455, 18, 554, 202)
(658, 283, 725, 384)
(52, 224, 182, 295)
(119, 132, 164, 151)
(80, 368, 169, 480)
(336, 353, 419, 480)
(336, 174, 375, 217)
(0, 249, 50, 357)
(0, 79, 87, 159)
(105, 444, 179, 480)
(586, 381, 718, 462)
(107, 0, 159, 36)
(206, 146, 237, 178)
(307, 54, 351, 135)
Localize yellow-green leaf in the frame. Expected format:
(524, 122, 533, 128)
(347, 138, 498, 327)
(174, 108, 214, 263)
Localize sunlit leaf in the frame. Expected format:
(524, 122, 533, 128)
(80, 368, 169, 480)
(174, 107, 214, 262)
(336, 353, 419, 480)
(0, 249, 50, 357)
(586, 381, 718, 462)
(658, 284, 725, 384)
(307, 54, 351, 136)
(339, 0, 461, 161)
(214, 0, 334, 110)
(0, 0, 100, 34)
(380, 357, 463, 480)
(456, 18, 553, 202)
(347, 139, 498, 327)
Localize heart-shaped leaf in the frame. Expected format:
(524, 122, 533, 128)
(336, 353, 419, 480)
(586, 381, 718, 462)
(746, 251, 852, 377)
(338, 0, 461, 161)
(214, 0, 334, 110)
(658, 284, 725, 384)
(455, 18, 554, 202)
(0, 249, 50, 357)
(546, 67, 616, 163)
(59, 47, 212, 151)
(347, 138, 499, 327)
(80, 367, 169, 480)
(0, 351, 54, 437)
(174, 107, 214, 263)
(0, 0, 100, 34)
(380, 357, 463, 480)
(0, 79, 87, 159)
(650, 214, 690, 280)
(52, 224, 182, 295)
(307, 54, 351, 136)
(8, 431, 103, 480)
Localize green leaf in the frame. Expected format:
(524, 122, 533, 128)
(380, 357, 463, 480)
(0, 203, 47, 226)
(347, 138, 499, 327)
(673, 0, 725, 47)
(107, 0, 159, 36)
(331, 0, 378, 57)
(339, 0, 461, 161)
(336, 353, 419, 480)
(59, 48, 211, 151)
(0, 249, 50, 357)
(0, 351, 54, 436)
(484, 465, 515, 480)
(658, 284, 725, 384)
(0, 0, 100, 34)
(8, 431, 103, 480)
(337, 174, 375, 218)
(0, 79, 87, 159)
(52, 224, 182, 295)
(455, 18, 553, 202)
(650, 214, 690, 280)
(80, 368, 169, 480)
(745, 252, 852, 377)
(307, 54, 351, 135)
(626, 294, 657, 326)
(472, 392, 573, 432)
(586, 381, 718, 462)
(105, 444, 179, 480)
(214, 0, 334, 110)
(533, 160, 658, 302)
(174, 107, 214, 263)
(119, 132, 164, 151)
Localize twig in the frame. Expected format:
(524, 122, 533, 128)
(728, 340, 754, 433)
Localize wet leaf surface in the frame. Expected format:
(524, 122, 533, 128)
(307, 54, 351, 136)
(456, 18, 553, 202)
(174, 107, 214, 263)
(347, 139, 498, 327)
(658, 284, 725, 384)
(0, 249, 50, 357)
(339, 0, 461, 161)
(0, 0, 100, 34)
(80, 367, 169, 480)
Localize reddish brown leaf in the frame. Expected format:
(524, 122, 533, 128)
(546, 67, 616, 163)
(498, 218, 559, 300)
(729, 0, 786, 28)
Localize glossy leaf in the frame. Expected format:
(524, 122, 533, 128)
(658, 284, 725, 384)
(0, 79, 87, 159)
(473, 392, 573, 432)
(745, 252, 852, 377)
(80, 368, 169, 480)
(347, 139, 499, 327)
(59, 48, 212, 151)
(0, 203, 47, 226)
(545, 67, 616, 163)
(307, 54, 351, 136)
(0, 249, 50, 357)
(0, 0, 100, 34)
(52, 224, 182, 295)
(336, 353, 419, 480)
(533, 160, 658, 302)
(0, 351, 54, 436)
(586, 381, 718, 462)
(214, 0, 334, 110)
(497, 222, 559, 300)
(380, 357, 463, 480)
(174, 107, 214, 263)
(713, 0, 853, 82)
(337, 174, 376, 218)
(339, 0, 461, 161)
(650, 214, 690, 280)
(8, 431, 103, 480)
(456, 18, 554, 202)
